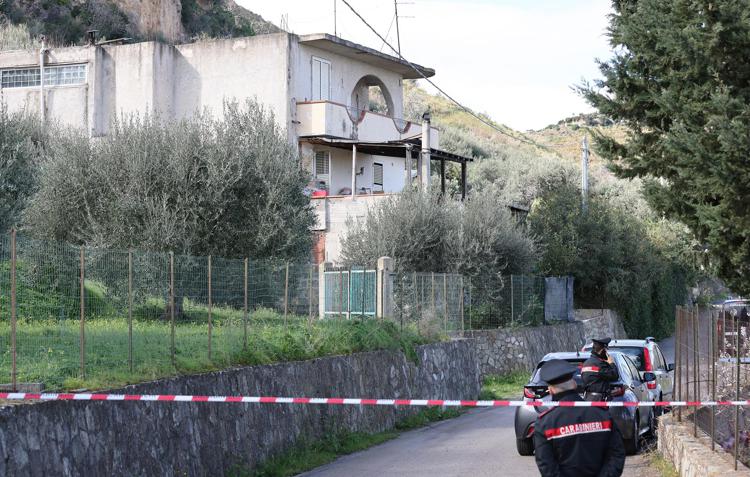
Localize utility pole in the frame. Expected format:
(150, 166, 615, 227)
(394, 0, 401, 55)
(334, 0, 338, 37)
(581, 135, 590, 212)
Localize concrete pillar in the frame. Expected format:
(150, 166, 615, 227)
(351, 143, 357, 200)
(404, 144, 412, 188)
(318, 261, 331, 319)
(421, 112, 431, 188)
(377, 257, 394, 319)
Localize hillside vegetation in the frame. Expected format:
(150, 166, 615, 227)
(0, 0, 279, 48)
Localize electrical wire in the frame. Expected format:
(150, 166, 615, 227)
(380, 13, 397, 53)
(339, 0, 553, 151)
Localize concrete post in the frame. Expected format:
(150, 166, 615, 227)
(318, 262, 331, 319)
(421, 112, 431, 188)
(351, 144, 358, 200)
(404, 144, 412, 187)
(377, 257, 394, 319)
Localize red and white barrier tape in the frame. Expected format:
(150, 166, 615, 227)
(1, 392, 749, 407)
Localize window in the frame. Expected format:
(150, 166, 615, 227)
(314, 151, 331, 189)
(0, 64, 86, 89)
(373, 163, 383, 188)
(311, 57, 330, 101)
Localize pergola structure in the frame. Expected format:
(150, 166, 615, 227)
(306, 137, 474, 200)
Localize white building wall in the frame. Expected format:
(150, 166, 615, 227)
(290, 43, 404, 119)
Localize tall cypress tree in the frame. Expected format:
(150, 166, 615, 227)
(581, 0, 750, 294)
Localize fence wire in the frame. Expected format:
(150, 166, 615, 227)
(676, 305, 750, 470)
(1, 231, 568, 392)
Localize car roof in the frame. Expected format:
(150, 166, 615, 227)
(541, 351, 587, 361)
(582, 339, 653, 348)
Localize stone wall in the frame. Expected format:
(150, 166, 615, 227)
(658, 414, 750, 476)
(465, 313, 626, 377)
(0, 340, 479, 477)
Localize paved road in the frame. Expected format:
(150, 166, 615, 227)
(300, 338, 674, 477)
(300, 407, 651, 477)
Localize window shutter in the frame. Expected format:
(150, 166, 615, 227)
(314, 151, 330, 188)
(374, 163, 384, 187)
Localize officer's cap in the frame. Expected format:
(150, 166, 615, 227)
(592, 337, 612, 346)
(539, 359, 577, 385)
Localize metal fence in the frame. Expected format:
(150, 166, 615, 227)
(0, 231, 320, 392)
(0, 229, 570, 392)
(676, 304, 750, 471)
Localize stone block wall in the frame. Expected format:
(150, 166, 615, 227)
(465, 313, 627, 377)
(0, 340, 479, 477)
(658, 414, 750, 476)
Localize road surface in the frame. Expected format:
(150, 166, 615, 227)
(300, 406, 654, 477)
(301, 338, 675, 477)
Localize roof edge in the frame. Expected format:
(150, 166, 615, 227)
(298, 33, 435, 79)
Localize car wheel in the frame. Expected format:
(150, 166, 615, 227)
(516, 438, 534, 456)
(623, 412, 640, 455)
(654, 393, 663, 418)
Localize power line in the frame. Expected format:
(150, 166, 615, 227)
(338, 0, 550, 151)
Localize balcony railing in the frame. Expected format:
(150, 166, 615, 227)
(296, 100, 439, 145)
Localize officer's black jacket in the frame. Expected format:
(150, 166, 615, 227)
(534, 389, 625, 477)
(581, 354, 619, 394)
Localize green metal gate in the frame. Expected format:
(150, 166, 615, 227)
(323, 268, 376, 317)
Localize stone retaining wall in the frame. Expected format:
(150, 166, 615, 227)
(658, 413, 750, 476)
(0, 340, 479, 477)
(465, 313, 626, 377)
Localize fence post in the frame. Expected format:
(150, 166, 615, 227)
(711, 309, 716, 450)
(735, 313, 741, 470)
(308, 264, 313, 322)
(10, 229, 17, 392)
(459, 276, 465, 337)
(431, 272, 435, 316)
(376, 257, 393, 319)
(443, 273, 448, 333)
(412, 272, 417, 320)
(693, 306, 698, 438)
(676, 307, 682, 422)
(207, 255, 212, 361)
(338, 269, 344, 319)
(244, 258, 249, 350)
(128, 250, 133, 373)
(283, 262, 289, 323)
(79, 246, 86, 380)
(318, 262, 330, 320)
(169, 252, 175, 367)
(347, 267, 352, 319)
(510, 275, 515, 325)
(361, 268, 366, 318)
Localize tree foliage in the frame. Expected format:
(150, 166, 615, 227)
(0, 102, 46, 233)
(529, 183, 693, 338)
(580, 0, 750, 295)
(339, 188, 536, 277)
(25, 100, 314, 260)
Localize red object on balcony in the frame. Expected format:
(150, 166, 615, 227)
(312, 190, 328, 198)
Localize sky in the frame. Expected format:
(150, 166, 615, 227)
(238, 0, 614, 131)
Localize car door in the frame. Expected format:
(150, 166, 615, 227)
(653, 345, 673, 398)
(623, 356, 650, 428)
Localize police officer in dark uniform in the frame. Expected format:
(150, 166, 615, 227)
(581, 337, 619, 401)
(534, 359, 625, 477)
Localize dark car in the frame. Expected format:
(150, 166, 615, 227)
(513, 351, 656, 456)
(582, 338, 674, 413)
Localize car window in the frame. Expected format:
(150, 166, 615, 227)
(653, 346, 666, 370)
(608, 346, 646, 370)
(623, 356, 641, 381)
(530, 358, 586, 385)
(614, 356, 633, 383)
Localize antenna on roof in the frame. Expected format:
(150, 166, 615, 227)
(334, 0, 338, 37)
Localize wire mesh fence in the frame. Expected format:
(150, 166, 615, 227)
(0, 230, 570, 392)
(676, 304, 750, 471)
(466, 274, 546, 329)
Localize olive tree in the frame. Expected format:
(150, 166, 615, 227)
(25, 99, 314, 260)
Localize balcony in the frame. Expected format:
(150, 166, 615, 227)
(296, 101, 439, 146)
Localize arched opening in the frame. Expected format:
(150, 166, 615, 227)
(351, 75, 394, 116)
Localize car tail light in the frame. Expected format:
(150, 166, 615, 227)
(610, 385, 626, 397)
(643, 347, 657, 389)
(524, 387, 536, 399)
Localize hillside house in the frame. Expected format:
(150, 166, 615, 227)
(0, 32, 472, 262)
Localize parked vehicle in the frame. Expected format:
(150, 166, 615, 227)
(514, 351, 656, 457)
(581, 338, 674, 410)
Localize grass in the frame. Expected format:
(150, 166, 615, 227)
(0, 309, 435, 391)
(478, 372, 530, 400)
(644, 452, 679, 477)
(237, 407, 462, 477)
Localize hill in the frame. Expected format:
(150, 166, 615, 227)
(0, 0, 279, 47)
